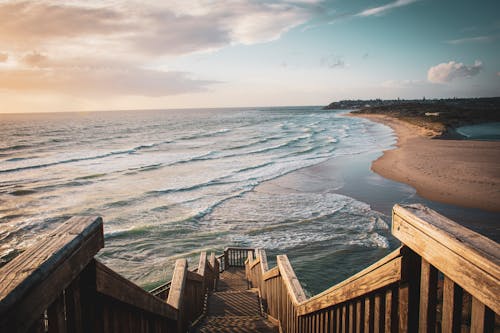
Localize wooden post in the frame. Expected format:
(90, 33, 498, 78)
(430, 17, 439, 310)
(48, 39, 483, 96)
(167, 259, 187, 333)
(398, 246, 421, 333)
(223, 248, 229, 270)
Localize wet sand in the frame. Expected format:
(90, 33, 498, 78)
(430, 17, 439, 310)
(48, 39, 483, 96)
(257, 114, 500, 241)
(352, 114, 500, 213)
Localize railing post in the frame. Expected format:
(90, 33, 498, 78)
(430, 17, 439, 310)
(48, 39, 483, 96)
(224, 248, 229, 269)
(78, 260, 103, 333)
(167, 259, 188, 333)
(209, 252, 218, 290)
(399, 246, 422, 333)
(198, 252, 207, 292)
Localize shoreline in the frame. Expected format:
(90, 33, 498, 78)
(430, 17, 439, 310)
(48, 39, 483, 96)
(350, 113, 500, 213)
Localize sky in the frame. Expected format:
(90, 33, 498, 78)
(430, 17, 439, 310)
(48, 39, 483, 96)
(0, 0, 499, 113)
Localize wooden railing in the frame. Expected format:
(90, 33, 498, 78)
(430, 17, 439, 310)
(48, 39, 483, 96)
(0, 216, 219, 333)
(224, 247, 255, 268)
(1, 204, 498, 332)
(246, 204, 499, 333)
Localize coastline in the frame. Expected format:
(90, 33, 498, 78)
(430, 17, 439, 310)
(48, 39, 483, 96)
(350, 113, 500, 213)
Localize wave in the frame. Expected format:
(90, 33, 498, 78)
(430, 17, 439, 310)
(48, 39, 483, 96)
(0, 140, 173, 174)
(176, 128, 231, 141)
(0, 144, 32, 152)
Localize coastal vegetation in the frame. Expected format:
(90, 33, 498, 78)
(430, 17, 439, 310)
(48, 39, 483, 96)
(325, 97, 500, 138)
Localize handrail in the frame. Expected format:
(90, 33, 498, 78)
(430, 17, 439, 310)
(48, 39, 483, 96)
(0, 216, 104, 332)
(1, 204, 498, 332)
(393, 203, 500, 314)
(246, 204, 500, 332)
(95, 260, 177, 319)
(277, 255, 307, 305)
(296, 247, 403, 315)
(0, 216, 222, 333)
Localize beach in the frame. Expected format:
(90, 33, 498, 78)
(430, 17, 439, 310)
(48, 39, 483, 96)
(350, 113, 500, 213)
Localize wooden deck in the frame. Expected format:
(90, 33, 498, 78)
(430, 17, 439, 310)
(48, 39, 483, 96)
(194, 267, 278, 333)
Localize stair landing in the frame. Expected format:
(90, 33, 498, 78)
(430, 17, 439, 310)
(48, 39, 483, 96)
(194, 267, 278, 333)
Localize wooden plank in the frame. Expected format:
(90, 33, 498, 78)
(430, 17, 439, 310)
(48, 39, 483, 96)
(263, 266, 281, 281)
(186, 270, 203, 282)
(398, 284, 409, 333)
(258, 248, 269, 272)
(374, 293, 385, 333)
(392, 204, 499, 314)
(0, 217, 104, 333)
(197, 252, 207, 278)
(166, 259, 187, 311)
(349, 302, 355, 333)
(65, 277, 83, 333)
(442, 276, 463, 333)
(385, 288, 397, 333)
(277, 255, 307, 305)
(364, 297, 372, 333)
(47, 294, 67, 333)
(356, 300, 363, 333)
(393, 204, 500, 274)
(250, 257, 261, 269)
(470, 297, 495, 333)
(298, 255, 402, 315)
(94, 260, 177, 320)
(418, 260, 437, 333)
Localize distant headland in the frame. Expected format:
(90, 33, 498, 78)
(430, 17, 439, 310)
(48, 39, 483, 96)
(324, 97, 500, 138)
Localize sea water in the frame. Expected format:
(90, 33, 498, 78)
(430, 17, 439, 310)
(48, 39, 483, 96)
(456, 122, 500, 141)
(0, 107, 398, 294)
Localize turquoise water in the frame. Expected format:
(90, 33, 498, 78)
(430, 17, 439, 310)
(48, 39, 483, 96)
(456, 122, 500, 140)
(0, 107, 398, 294)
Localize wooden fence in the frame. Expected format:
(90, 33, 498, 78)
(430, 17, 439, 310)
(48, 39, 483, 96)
(0, 217, 220, 333)
(1, 203, 498, 332)
(246, 204, 499, 333)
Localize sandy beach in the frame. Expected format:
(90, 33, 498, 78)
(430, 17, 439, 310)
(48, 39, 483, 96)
(352, 114, 500, 212)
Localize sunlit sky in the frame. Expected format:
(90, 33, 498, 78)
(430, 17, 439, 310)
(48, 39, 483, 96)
(1, 0, 499, 113)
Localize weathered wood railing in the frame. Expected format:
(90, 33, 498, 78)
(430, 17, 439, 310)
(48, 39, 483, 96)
(246, 204, 499, 332)
(1, 204, 498, 332)
(0, 216, 220, 333)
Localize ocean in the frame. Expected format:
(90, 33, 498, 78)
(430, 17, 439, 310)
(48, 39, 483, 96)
(0, 107, 399, 295)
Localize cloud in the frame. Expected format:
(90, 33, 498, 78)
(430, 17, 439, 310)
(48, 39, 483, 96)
(0, 65, 215, 97)
(445, 35, 496, 45)
(0, 1, 319, 98)
(0, 1, 315, 55)
(427, 60, 483, 83)
(0, 53, 7, 62)
(22, 52, 49, 67)
(356, 0, 419, 17)
(497, 72, 500, 77)
(0, 2, 127, 45)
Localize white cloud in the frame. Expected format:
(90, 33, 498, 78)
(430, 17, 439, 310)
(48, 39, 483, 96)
(0, 1, 315, 56)
(427, 60, 483, 84)
(0, 1, 317, 97)
(356, 0, 419, 17)
(445, 36, 495, 45)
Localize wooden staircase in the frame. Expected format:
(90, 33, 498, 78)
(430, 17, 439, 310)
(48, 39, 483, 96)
(1, 204, 498, 332)
(194, 267, 278, 332)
